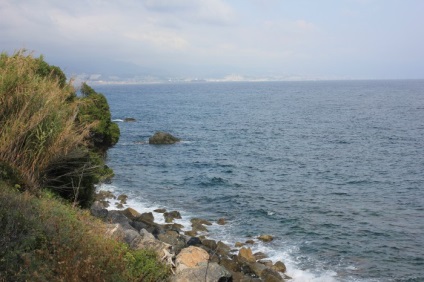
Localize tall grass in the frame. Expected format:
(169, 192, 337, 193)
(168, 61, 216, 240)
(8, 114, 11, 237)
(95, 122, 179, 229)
(0, 51, 90, 190)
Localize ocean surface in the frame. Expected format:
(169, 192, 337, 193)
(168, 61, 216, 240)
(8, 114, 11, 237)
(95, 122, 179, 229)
(94, 80, 424, 282)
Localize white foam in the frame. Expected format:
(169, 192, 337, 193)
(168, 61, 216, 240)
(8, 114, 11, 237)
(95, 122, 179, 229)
(112, 119, 124, 122)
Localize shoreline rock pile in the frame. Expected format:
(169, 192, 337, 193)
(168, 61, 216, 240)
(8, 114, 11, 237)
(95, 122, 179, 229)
(92, 191, 291, 281)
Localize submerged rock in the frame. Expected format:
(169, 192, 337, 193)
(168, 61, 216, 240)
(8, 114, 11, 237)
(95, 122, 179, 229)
(149, 131, 180, 144)
(124, 117, 136, 122)
(258, 234, 274, 242)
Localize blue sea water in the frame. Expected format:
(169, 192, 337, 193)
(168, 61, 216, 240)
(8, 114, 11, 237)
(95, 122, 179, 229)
(95, 80, 424, 282)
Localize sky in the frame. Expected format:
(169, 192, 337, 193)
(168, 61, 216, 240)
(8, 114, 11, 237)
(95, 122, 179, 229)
(1, 0, 423, 82)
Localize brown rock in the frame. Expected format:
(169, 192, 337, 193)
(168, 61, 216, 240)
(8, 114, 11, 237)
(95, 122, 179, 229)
(201, 239, 217, 250)
(248, 262, 267, 277)
(245, 239, 255, 245)
(272, 261, 287, 273)
(220, 258, 241, 272)
(117, 194, 128, 204)
(121, 207, 141, 220)
(137, 212, 154, 223)
(171, 262, 231, 282)
(258, 234, 274, 242)
(259, 259, 273, 268)
(154, 208, 167, 213)
(261, 268, 285, 282)
(192, 222, 208, 232)
(254, 251, 268, 260)
(115, 203, 124, 209)
(238, 247, 256, 263)
(217, 218, 227, 225)
(191, 218, 212, 226)
(95, 190, 116, 201)
(235, 241, 245, 248)
(175, 246, 209, 272)
(164, 210, 182, 223)
(216, 241, 231, 257)
(149, 131, 180, 145)
(184, 230, 197, 237)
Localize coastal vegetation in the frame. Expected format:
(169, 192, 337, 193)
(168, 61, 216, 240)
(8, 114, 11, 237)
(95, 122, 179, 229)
(0, 50, 169, 280)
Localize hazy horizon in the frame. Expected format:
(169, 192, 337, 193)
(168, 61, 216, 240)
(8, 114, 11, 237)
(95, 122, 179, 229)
(1, 0, 423, 83)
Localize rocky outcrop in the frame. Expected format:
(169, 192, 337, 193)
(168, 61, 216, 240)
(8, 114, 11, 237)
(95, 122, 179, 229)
(149, 131, 180, 145)
(92, 191, 290, 282)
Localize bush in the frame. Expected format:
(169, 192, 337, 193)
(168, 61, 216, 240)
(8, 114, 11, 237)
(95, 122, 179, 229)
(79, 83, 120, 151)
(0, 183, 170, 281)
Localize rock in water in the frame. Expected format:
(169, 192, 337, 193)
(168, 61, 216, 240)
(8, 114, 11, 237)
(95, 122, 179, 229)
(149, 131, 180, 144)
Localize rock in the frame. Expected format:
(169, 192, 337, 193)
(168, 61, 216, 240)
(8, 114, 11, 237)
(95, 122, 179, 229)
(192, 222, 208, 232)
(138, 212, 154, 223)
(254, 251, 268, 260)
(235, 242, 245, 248)
(115, 203, 124, 209)
(158, 230, 187, 255)
(201, 239, 217, 251)
(216, 241, 231, 257)
(217, 218, 227, 225)
(90, 201, 108, 219)
(247, 262, 267, 277)
(106, 210, 133, 230)
(154, 208, 167, 213)
(191, 218, 212, 226)
(175, 246, 209, 272)
(187, 237, 202, 246)
(272, 261, 287, 273)
(238, 247, 256, 263)
(133, 229, 173, 258)
(245, 239, 255, 245)
(95, 190, 116, 201)
(261, 268, 286, 282)
(259, 260, 273, 268)
(171, 262, 231, 282)
(220, 258, 241, 273)
(117, 194, 128, 204)
(123, 228, 141, 246)
(164, 211, 182, 223)
(121, 207, 141, 220)
(163, 223, 184, 233)
(105, 223, 126, 240)
(258, 234, 274, 242)
(124, 117, 136, 122)
(149, 131, 180, 145)
(184, 230, 198, 237)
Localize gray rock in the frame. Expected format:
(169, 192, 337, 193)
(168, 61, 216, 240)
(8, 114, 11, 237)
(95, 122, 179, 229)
(149, 131, 181, 145)
(90, 201, 108, 219)
(171, 262, 231, 282)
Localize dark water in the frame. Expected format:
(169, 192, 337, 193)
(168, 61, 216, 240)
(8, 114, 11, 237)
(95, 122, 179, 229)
(95, 80, 424, 282)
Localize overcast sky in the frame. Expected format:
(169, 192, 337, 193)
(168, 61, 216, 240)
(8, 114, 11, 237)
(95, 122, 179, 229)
(1, 0, 423, 82)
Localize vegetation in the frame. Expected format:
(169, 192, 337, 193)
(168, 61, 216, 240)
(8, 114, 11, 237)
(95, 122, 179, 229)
(0, 51, 169, 280)
(0, 50, 119, 207)
(0, 182, 170, 281)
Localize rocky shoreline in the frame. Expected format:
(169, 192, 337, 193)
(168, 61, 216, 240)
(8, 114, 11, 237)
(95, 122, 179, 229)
(92, 190, 291, 282)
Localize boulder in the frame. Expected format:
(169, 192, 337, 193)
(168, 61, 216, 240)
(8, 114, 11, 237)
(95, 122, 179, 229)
(149, 131, 180, 145)
(164, 211, 182, 223)
(235, 242, 245, 248)
(217, 218, 227, 225)
(121, 207, 141, 220)
(133, 229, 173, 258)
(138, 212, 154, 223)
(95, 190, 115, 201)
(154, 208, 167, 213)
(216, 241, 231, 257)
(261, 268, 286, 282)
(117, 194, 128, 204)
(90, 201, 108, 219)
(187, 237, 202, 246)
(171, 262, 231, 282)
(192, 222, 208, 232)
(258, 234, 274, 242)
(220, 258, 241, 273)
(259, 260, 273, 268)
(124, 117, 136, 122)
(238, 247, 256, 263)
(245, 239, 255, 245)
(191, 218, 212, 226)
(201, 239, 217, 251)
(247, 262, 267, 277)
(158, 230, 187, 255)
(272, 261, 287, 273)
(175, 246, 209, 272)
(184, 230, 198, 237)
(254, 251, 268, 261)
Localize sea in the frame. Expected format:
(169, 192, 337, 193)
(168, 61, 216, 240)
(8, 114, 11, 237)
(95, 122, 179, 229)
(94, 80, 424, 282)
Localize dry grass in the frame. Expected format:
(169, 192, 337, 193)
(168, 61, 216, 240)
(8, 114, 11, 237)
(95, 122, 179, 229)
(0, 51, 90, 189)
